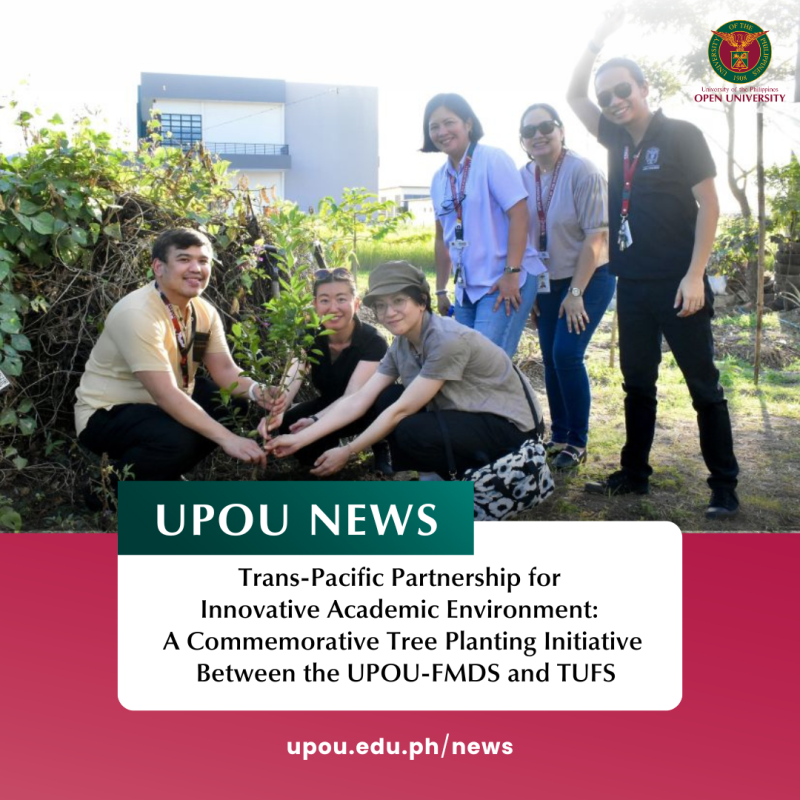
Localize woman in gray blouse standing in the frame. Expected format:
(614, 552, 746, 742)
(519, 103, 615, 471)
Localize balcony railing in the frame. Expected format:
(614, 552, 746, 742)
(205, 142, 289, 156)
(162, 140, 289, 156)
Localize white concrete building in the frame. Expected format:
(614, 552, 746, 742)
(138, 73, 378, 211)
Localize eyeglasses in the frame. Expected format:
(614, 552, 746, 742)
(437, 193, 467, 217)
(520, 119, 562, 138)
(314, 267, 353, 281)
(596, 82, 634, 108)
(372, 296, 411, 317)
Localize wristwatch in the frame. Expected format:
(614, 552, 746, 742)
(503, 266, 522, 274)
(569, 286, 583, 297)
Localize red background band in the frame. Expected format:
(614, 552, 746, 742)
(0, 533, 797, 800)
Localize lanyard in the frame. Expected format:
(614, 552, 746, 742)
(621, 145, 642, 219)
(154, 283, 196, 390)
(534, 148, 567, 253)
(447, 142, 476, 241)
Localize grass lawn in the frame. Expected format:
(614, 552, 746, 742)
(514, 309, 800, 531)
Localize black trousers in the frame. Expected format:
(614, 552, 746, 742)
(281, 398, 378, 466)
(78, 377, 246, 484)
(375, 385, 532, 478)
(616, 276, 739, 490)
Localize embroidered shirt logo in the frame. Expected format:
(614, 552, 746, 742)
(642, 147, 661, 171)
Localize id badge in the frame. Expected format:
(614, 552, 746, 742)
(449, 239, 469, 252)
(618, 218, 633, 251)
(537, 272, 551, 294)
(538, 251, 550, 261)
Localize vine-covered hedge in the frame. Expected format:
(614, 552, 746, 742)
(0, 108, 404, 527)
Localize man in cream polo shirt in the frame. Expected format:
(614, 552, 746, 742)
(75, 228, 282, 495)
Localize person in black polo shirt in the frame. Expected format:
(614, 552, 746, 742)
(567, 17, 739, 519)
(259, 267, 391, 472)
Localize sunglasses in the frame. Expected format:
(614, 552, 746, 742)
(314, 267, 353, 281)
(438, 192, 467, 217)
(596, 82, 634, 108)
(520, 119, 562, 139)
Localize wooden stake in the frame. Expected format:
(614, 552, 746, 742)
(754, 103, 766, 385)
(609, 306, 617, 370)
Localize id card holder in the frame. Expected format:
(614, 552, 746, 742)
(618, 218, 633, 251)
(537, 272, 551, 294)
(192, 331, 210, 363)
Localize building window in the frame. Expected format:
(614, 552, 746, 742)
(159, 113, 202, 148)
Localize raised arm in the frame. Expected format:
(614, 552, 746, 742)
(567, 15, 624, 138)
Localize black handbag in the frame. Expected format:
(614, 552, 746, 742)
(438, 366, 555, 521)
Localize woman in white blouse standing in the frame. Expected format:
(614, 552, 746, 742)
(519, 103, 615, 471)
(423, 93, 545, 357)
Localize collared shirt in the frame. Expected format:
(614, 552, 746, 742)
(74, 282, 228, 434)
(598, 109, 716, 280)
(431, 143, 545, 304)
(520, 150, 609, 281)
(377, 312, 540, 432)
(307, 317, 387, 406)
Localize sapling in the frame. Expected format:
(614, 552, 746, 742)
(226, 232, 332, 470)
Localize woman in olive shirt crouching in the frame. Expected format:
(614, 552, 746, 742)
(263, 261, 543, 479)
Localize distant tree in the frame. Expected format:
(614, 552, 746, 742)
(316, 188, 411, 273)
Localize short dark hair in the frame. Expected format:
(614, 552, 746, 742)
(596, 58, 647, 86)
(420, 93, 485, 153)
(152, 228, 213, 264)
(519, 103, 566, 152)
(404, 285, 432, 313)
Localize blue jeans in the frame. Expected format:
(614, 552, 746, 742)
(455, 272, 538, 357)
(536, 266, 615, 449)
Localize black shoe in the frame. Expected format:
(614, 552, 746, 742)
(372, 440, 394, 476)
(585, 469, 649, 496)
(552, 445, 586, 472)
(705, 487, 739, 520)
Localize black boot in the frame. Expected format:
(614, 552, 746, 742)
(371, 440, 394, 476)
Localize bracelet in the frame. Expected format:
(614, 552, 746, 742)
(247, 382, 265, 403)
(503, 267, 522, 274)
(435, 289, 449, 296)
(588, 40, 602, 54)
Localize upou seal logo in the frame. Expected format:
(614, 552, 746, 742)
(709, 21, 771, 84)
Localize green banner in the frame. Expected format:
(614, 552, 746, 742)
(118, 481, 474, 555)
